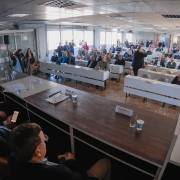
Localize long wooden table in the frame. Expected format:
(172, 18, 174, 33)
(0, 65, 179, 180)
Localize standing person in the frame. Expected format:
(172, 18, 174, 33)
(69, 40, 76, 55)
(132, 46, 147, 76)
(17, 49, 26, 73)
(82, 42, 89, 56)
(63, 41, 69, 51)
(117, 39, 120, 47)
(26, 48, 35, 76)
(56, 43, 64, 57)
(10, 51, 23, 73)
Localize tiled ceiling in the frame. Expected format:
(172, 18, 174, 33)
(0, 0, 180, 33)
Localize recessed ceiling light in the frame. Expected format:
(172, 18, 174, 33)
(7, 14, 29, 17)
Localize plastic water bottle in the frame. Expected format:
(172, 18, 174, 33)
(11, 73, 15, 81)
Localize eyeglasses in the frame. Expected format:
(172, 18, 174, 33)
(44, 134, 49, 142)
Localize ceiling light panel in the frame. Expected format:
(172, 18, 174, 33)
(7, 14, 29, 17)
(40, 0, 81, 8)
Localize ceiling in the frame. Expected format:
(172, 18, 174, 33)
(0, 0, 180, 33)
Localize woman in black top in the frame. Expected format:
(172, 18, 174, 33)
(171, 73, 180, 85)
(17, 49, 26, 73)
(26, 48, 35, 75)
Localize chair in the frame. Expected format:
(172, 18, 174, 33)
(156, 77, 169, 83)
(147, 67, 157, 72)
(0, 156, 9, 177)
(161, 70, 172, 75)
(32, 59, 40, 74)
(139, 74, 151, 79)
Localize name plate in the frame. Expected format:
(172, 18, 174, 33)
(115, 105, 133, 116)
(34, 78, 42, 83)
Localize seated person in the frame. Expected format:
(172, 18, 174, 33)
(174, 52, 180, 59)
(153, 55, 165, 67)
(87, 55, 97, 68)
(59, 52, 68, 63)
(173, 47, 177, 54)
(67, 52, 76, 65)
(101, 46, 107, 54)
(84, 51, 90, 61)
(108, 50, 114, 59)
(114, 54, 125, 66)
(123, 51, 128, 58)
(146, 47, 152, 55)
(166, 57, 176, 69)
(171, 73, 180, 85)
(76, 50, 84, 60)
(51, 51, 59, 62)
(89, 48, 96, 57)
(155, 46, 162, 52)
(8, 123, 111, 180)
(115, 51, 120, 60)
(106, 53, 112, 64)
(166, 50, 173, 58)
(115, 46, 122, 52)
(124, 50, 133, 62)
(95, 55, 109, 71)
(109, 45, 115, 53)
(95, 52, 102, 62)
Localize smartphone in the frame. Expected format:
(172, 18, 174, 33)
(11, 111, 19, 123)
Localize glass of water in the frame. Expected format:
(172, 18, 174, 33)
(130, 114, 138, 128)
(72, 94, 77, 103)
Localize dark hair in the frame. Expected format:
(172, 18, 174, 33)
(9, 123, 41, 162)
(97, 52, 100, 54)
(18, 49, 22, 53)
(27, 48, 32, 53)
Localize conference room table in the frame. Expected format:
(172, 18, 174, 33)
(0, 69, 178, 179)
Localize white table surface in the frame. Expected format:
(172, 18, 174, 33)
(146, 65, 179, 74)
(1, 76, 59, 99)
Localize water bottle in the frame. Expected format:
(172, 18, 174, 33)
(11, 73, 15, 81)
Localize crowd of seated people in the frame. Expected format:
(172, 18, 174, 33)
(10, 48, 39, 75)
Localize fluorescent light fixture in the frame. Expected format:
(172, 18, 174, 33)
(7, 14, 29, 17)
(153, 25, 161, 27)
(161, 28, 168, 29)
(144, 28, 153, 29)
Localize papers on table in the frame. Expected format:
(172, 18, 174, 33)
(3, 83, 26, 93)
(46, 93, 68, 104)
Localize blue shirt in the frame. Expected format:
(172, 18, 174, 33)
(59, 56, 68, 63)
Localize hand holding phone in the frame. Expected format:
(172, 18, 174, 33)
(11, 111, 19, 123)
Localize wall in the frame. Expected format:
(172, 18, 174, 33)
(36, 25, 47, 61)
(133, 32, 156, 44)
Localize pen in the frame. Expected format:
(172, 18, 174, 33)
(49, 92, 59, 98)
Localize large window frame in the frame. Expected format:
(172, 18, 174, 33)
(47, 29, 94, 52)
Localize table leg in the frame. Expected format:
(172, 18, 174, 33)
(162, 103, 165, 108)
(105, 80, 106, 89)
(70, 127, 75, 155)
(153, 167, 161, 180)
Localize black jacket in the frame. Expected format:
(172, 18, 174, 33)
(26, 52, 35, 64)
(171, 76, 180, 85)
(8, 154, 98, 180)
(11, 55, 17, 66)
(153, 60, 165, 67)
(0, 126, 11, 157)
(114, 58, 125, 66)
(68, 57, 76, 65)
(51, 55, 59, 62)
(96, 56, 102, 62)
(132, 51, 147, 69)
(87, 60, 97, 68)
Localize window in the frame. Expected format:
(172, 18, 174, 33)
(112, 32, 117, 45)
(84, 31, 93, 46)
(117, 33, 122, 44)
(47, 31, 60, 51)
(126, 33, 133, 43)
(61, 30, 73, 45)
(74, 30, 83, 47)
(100, 31, 105, 44)
(106, 32, 112, 44)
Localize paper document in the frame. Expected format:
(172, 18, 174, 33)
(46, 93, 68, 104)
(3, 83, 26, 93)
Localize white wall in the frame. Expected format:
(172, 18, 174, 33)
(36, 25, 48, 61)
(133, 32, 156, 44)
